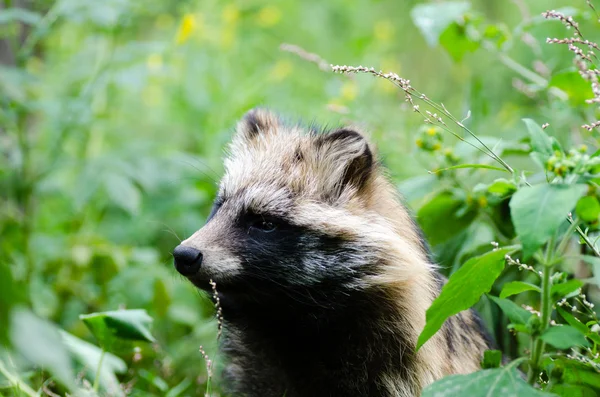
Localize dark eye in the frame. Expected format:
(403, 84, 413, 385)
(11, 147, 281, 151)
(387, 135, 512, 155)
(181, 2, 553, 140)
(249, 219, 278, 233)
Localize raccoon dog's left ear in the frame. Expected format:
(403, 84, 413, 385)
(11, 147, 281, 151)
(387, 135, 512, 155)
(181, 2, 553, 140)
(236, 108, 280, 141)
(317, 128, 374, 193)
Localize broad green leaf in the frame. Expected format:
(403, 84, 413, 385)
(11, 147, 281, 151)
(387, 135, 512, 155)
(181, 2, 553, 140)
(551, 279, 584, 301)
(509, 184, 587, 259)
(489, 295, 532, 325)
(557, 307, 589, 336)
(416, 248, 512, 350)
(481, 350, 502, 369)
(541, 326, 590, 349)
(398, 174, 438, 203)
(417, 191, 477, 246)
(523, 118, 553, 157)
(549, 70, 595, 106)
(10, 308, 75, 389)
(499, 281, 540, 299)
(410, 2, 470, 46)
(104, 173, 141, 215)
(575, 196, 600, 223)
(80, 309, 155, 348)
(421, 364, 556, 397)
(61, 331, 126, 396)
(439, 22, 480, 62)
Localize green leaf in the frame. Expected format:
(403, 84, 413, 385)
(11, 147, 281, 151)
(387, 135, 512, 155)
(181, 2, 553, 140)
(153, 278, 171, 317)
(165, 378, 193, 397)
(549, 70, 595, 106)
(431, 163, 508, 173)
(417, 191, 477, 246)
(557, 307, 589, 336)
(549, 384, 597, 397)
(139, 369, 169, 391)
(499, 281, 540, 299)
(576, 196, 600, 223)
(488, 295, 532, 325)
(398, 174, 438, 203)
(482, 23, 510, 49)
(509, 184, 587, 259)
(541, 326, 590, 349)
(487, 178, 517, 196)
(410, 2, 471, 46)
(551, 279, 584, 301)
(578, 255, 600, 287)
(10, 308, 75, 389)
(0, 262, 22, 345)
(421, 364, 556, 397)
(80, 309, 155, 349)
(61, 331, 126, 396)
(507, 323, 530, 334)
(0, 8, 42, 25)
(523, 118, 554, 157)
(416, 248, 511, 350)
(559, 358, 600, 388)
(104, 173, 141, 215)
(587, 332, 600, 345)
(481, 349, 502, 369)
(439, 22, 480, 62)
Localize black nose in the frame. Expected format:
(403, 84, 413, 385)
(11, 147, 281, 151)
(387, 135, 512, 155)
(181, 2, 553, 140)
(173, 245, 203, 276)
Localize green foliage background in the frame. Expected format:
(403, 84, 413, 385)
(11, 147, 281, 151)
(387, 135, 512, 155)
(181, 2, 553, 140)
(2, 0, 600, 396)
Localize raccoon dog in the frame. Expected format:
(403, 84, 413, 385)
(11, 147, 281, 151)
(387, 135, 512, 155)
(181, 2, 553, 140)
(173, 109, 492, 397)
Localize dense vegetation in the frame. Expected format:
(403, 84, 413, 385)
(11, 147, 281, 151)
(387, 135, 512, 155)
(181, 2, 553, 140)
(2, 0, 600, 395)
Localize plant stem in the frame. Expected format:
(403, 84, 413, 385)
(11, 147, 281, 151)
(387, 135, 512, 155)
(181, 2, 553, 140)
(527, 238, 555, 385)
(93, 349, 106, 392)
(554, 217, 580, 262)
(0, 360, 39, 397)
(567, 215, 600, 257)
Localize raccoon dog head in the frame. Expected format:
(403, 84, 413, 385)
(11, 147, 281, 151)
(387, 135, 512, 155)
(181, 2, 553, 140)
(173, 109, 412, 303)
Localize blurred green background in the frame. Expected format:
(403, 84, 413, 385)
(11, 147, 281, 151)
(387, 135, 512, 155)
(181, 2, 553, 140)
(2, 0, 598, 395)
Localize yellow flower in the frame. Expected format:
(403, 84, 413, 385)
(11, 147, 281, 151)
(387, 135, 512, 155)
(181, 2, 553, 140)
(426, 127, 437, 136)
(175, 14, 196, 45)
(257, 6, 282, 27)
(477, 196, 488, 208)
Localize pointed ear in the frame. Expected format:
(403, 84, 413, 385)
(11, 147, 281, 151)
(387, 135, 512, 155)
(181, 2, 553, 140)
(316, 128, 374, 194)
(236, 108, 280, 141)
